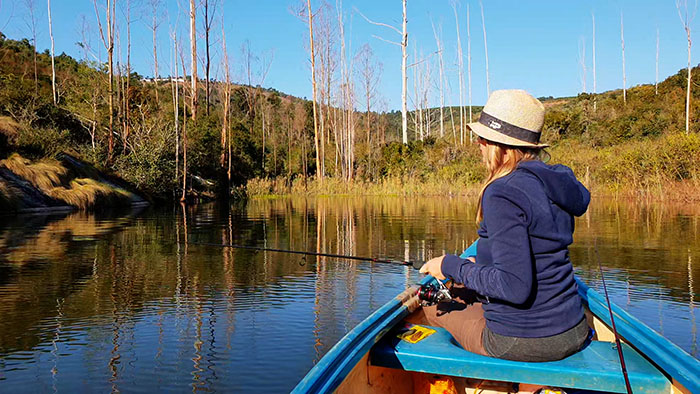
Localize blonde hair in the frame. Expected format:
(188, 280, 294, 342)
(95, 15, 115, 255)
(476, 139, 544, 222)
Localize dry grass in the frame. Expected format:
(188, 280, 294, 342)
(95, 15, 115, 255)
(0, 153, 136, 210)
(248, 133, 700, 202)
(0, 153, 68, 191)
(47, 178, 132, 210)
(0, 116, 21, 141)
(247, 176, 482, 197)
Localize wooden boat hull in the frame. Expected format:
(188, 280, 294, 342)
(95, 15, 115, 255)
(293, 276, 699, 394)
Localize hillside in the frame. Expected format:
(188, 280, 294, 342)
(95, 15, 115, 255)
(0, 32, 698, 203)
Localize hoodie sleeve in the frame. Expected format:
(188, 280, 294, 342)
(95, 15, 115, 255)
(442, 182, 535, 305)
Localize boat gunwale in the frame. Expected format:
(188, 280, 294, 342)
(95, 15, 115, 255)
(293, 275, 698, 394)
(576, 276, 699, 394)
(291, 275, 433, 393)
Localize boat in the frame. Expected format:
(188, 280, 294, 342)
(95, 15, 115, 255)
(292, 275, 700, 394)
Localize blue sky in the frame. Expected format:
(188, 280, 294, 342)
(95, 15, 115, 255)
(1, 0, 697, 110)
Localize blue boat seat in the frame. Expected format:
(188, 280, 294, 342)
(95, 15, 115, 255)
(370, 325, 670, 393)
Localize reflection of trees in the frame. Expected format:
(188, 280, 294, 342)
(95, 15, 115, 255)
(0, 208, 145, 354)
(571, 199, 700, 303)
(0, 196, 697, 379)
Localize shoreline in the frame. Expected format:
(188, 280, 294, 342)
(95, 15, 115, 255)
(245, 177, 700, 203)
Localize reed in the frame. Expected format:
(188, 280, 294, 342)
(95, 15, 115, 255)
(247, 133, 699, 202)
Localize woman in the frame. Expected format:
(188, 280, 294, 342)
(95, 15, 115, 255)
(419, 90, 590, 362)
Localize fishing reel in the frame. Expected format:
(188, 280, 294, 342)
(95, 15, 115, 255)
(417, 279, 453, 306)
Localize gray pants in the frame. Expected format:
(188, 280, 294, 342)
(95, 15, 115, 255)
(483, 317, 590, 362)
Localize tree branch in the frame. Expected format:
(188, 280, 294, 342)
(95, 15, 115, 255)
(355, 7, 402, 36)
(372, 34, 401, 47)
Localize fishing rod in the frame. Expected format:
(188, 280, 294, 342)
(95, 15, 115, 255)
(187, 241, 427, 270)
(595, 241, 633, 394)
(190, 241, 452, 305)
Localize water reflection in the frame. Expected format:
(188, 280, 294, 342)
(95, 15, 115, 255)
(0, 197, 697, 392)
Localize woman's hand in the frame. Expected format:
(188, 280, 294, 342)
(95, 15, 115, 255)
(419, 255, 446, 280)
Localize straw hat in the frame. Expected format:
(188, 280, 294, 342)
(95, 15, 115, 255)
(468, 89, 548, 148)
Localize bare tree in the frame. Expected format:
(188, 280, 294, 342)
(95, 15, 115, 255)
(430, 19, 445, 138)
(592, 12, 597, 111)
(578, 37, 586, 93)
(452, 0, 465, 144)
(202, 0, 219, 117)
(47, 0, 56, 104)
(480, 0, 490, 96)
(621, 12, 626, 105)
(94, 0, 116, 160)
(123, 0, 132, 151)
(656, 27, 659, 96)
(677, 0, 696, 133)
(356, 43, 382, 145)
(189, 0, 197, 122)
(171, 27, 180, 185)
(150, 0, 161, 105)
(179, 46, 189, 201)
(358, 0, 408, 144)
(306, 0, 321, 181)
(337, 1, 355, 180)
(467, 3, 473, 125)
(400, 0, 407, 144)
(220, 18, 231, 181)
(76, 18, 100, 151)
(315, 1, 334, 180)
(240, 40, 274, 147)
(23, 0, 39, 94)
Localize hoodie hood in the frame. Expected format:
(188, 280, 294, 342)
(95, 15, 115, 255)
(517, 160, 590, 216)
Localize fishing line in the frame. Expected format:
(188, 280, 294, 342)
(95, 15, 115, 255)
(594, 240, 633, 394)
(187, 241, 427, 270)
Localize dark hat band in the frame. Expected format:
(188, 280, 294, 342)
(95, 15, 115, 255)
(478, 112, 541, 143)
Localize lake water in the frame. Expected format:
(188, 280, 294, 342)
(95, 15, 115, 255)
(0, 197, 697, 392)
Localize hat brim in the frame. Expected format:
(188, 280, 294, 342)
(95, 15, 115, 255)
(468, 122, 549, 148)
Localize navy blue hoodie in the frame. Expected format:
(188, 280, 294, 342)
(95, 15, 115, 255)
(441, 160, 590, 338)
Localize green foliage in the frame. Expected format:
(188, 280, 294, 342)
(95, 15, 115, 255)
(0, 32, 699, 202)
(551, 133, 700, 196)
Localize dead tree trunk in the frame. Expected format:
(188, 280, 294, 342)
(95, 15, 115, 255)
(94, 0, 116, 161)
(171, 29, 179, 185)
(453, 0, 465, 145)
(621, 12, 626, 105)
(180, 51, 189, 202)
(431, 20, 445, 138)
(124, 0, 131, 151)
(592, 13, 597, 111)
(467, 3, 473, 126)
(221, 20, 231, 175)
(358, 0, 407, 143)
(579, 37, 586, 93)
(189, 0, 197, 122)
(151, 0, 160, 106)
(307, 0, 322, 182)
(480, 0, 490, 96)
(401, 0, 408, 144)
(656, 27, 659, 96)
(203, 0, 217, 117)
(47, 0, 57, 105)
(677, 0, 695, 133)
